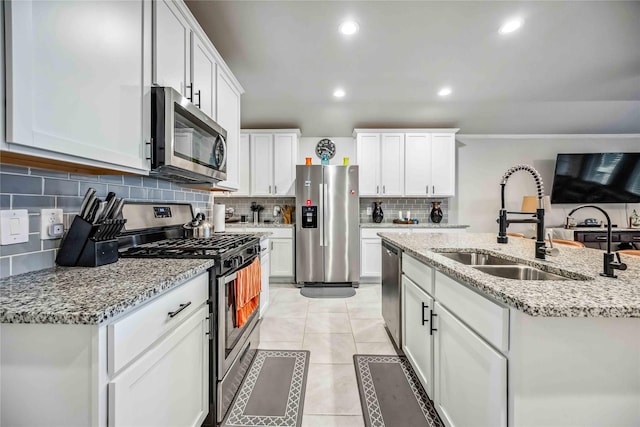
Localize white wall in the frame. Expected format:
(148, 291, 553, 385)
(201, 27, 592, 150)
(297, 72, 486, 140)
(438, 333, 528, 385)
(451, 135, 640, 233)
(298, 137, 356, 165)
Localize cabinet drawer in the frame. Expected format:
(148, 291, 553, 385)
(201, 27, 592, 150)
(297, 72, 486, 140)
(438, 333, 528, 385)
(578, 232, 620, 242)
(108, 272, 209, 375)
(435, 271, 509, 352)
(620, 232, 640, 243)
(402, 253, 434, 295)
(361, 227, 398, 239)
(261, 227, 293, 238)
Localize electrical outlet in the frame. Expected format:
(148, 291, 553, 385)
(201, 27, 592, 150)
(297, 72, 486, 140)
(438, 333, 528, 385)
(366, 207, 372, 215)
(40, 209, 64, 240)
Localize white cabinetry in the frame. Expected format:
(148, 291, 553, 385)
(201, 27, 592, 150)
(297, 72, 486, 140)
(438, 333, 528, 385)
(234, 134, 251, 195)
(215, 69, 242, 191)
(268, 228, 295, 280)
(191, 34, 216, 119)
(354, 129, 458, 197)
(247, 130, 300, 197)
(402, 275, 435, 398)
(260, 237, 271, 316)
(0, 272, 209, 426)
(434, 302, 507, 427)
(3, 0, 151, 174)
(153, 0, 191, 98)
(355, 133, 404, 196)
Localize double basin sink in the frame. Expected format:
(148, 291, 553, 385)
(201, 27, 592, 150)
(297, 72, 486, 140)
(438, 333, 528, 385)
(438, 252, 575, 281)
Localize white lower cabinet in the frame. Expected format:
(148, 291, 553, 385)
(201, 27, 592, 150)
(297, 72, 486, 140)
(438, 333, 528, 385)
(260, 238, 271, 316)
(271, 238, 294, 279)
(434, 301, 507, 427)
(108, 305, 209, 427)
(0, 272, 209, 426)
(402, 275, 435, 399)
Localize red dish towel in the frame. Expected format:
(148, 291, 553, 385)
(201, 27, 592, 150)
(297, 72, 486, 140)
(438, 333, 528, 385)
(235, 258, 262, 328)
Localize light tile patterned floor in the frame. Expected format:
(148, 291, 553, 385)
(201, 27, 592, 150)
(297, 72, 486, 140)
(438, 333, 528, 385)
(259, 283, 397, 427)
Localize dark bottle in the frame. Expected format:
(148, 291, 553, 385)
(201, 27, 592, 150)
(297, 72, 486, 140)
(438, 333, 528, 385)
(372, 201, 384, 223)
(430, 201, 443, 223)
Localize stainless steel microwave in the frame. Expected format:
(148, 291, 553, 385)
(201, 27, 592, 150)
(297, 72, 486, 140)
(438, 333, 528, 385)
(150, 86, 227, 184)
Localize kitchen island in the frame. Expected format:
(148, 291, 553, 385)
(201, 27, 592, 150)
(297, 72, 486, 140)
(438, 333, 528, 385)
(379, 231, 639, 427)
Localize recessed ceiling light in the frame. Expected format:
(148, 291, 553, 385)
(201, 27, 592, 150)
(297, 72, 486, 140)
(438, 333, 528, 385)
(339, 21, 359, 35)
(499, 19, 523, 34)
(333, 88, 346, 98)
(438, 87, 452, 97)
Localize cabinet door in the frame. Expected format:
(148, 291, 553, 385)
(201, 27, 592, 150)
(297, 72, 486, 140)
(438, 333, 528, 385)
(434, 302, 507, 427)
(260, 251, 271, 316)
(191, 34, 216, 119)
(153, 0, 190, 96)
(380, 133, 404, 196)
(273, 133, 297, 196)
(270, 238, 293, 277)
(109, 306, 209, 427)
(236, 133, 251, 195)
(402, 276, 434, 399)
(5, 0, 150, 173)
(250, 134, 274, 195)
(356, 133, 381, 196)
(431, 134, 456, 197)
(215, 69, 241, 191)
(361, 238, 382, 277)
(404, 133, 432, 196)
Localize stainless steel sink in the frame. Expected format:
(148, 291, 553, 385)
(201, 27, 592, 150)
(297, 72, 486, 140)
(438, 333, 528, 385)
(439, 252, 518, 266)
(473, 265, 574, 281)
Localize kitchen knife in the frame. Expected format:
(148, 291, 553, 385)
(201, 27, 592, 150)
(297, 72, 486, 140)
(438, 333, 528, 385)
(105, 191, 116, 203)
(98, 197, 117, 223)
(79, 189, 96, 220)
(110, 198, 125, 220)
(86, 199, 101, 223)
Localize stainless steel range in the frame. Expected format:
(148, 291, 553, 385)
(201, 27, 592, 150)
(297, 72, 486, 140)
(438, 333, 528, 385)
(118, 202, 262, 426)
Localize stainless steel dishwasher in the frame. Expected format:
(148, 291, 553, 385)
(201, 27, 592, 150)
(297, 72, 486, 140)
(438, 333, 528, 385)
(381, 241, 401, 349)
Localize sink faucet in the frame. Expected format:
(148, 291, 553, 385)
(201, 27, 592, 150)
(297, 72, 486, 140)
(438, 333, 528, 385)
(497, 164, 553, 260)
(567, 205, 627, 278)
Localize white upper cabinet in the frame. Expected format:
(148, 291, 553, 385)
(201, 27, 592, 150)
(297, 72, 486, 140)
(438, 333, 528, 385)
(215, 69, 241, 191)
(191, 34, 216, 119)
(247, 130, 300, 197)
(380, 133, 405, 196)
(4, 0, 152, 174)
(153, 0, 191, 97)
(356, 133, 381, 196)
(355, 129, 458, 197)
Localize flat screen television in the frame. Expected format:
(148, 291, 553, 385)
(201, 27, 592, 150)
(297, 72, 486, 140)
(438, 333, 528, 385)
(550, 153, 640, 204)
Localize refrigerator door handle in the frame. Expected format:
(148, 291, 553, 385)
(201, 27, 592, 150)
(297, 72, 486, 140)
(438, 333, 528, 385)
(323, 183, 329, 247)
(319, 183, 324, 247)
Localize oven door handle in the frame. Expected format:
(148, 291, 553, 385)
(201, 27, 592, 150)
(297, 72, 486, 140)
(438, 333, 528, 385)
(222, 271, 238, 284)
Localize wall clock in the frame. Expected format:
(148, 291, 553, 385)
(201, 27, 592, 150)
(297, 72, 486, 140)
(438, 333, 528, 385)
(315, 138, 336, 159)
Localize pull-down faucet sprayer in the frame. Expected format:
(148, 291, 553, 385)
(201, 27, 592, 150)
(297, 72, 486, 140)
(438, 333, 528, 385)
(497, 165, 553, 260)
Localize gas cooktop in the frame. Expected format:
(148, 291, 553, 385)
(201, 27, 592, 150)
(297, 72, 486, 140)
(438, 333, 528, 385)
(120, 233, 258, 259)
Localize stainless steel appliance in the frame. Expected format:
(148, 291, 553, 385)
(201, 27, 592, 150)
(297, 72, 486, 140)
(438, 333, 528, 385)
(118, 203, 261, 426)
(381, 241, 401, 349)
(295, 165, 360, 285)
(151, 87, 227, 184)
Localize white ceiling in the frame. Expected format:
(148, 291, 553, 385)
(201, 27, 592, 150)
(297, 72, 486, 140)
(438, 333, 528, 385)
(186, 1, 640, 137)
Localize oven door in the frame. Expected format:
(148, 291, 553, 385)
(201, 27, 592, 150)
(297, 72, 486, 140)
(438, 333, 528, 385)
(217, 260, 260, 378)
(151, 86, 227, 184)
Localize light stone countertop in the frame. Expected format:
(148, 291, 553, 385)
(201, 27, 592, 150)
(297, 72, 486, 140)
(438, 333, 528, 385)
(360, 223, 469, 228)
(225, 223, 294, 228)
(379, 232, 640, 318)
(0, 258, 215, 325)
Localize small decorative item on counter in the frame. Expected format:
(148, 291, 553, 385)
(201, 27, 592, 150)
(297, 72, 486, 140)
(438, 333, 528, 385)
(430, 201, 443, 223)
(565, 216, 576, 229)
(305, 157, 312, 165)
(250, 202, 264, 224)
(281, 205, 295, 224)
(321, 153, 330, 165)
(398, 210, 403, 219)
(372, 201, 384, 223)
(406, 210, 411, 221)
(630, 209, 640, 229)
(343, 157, 349, 165)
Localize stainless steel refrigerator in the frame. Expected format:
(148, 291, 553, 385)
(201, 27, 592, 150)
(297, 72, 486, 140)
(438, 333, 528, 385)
(295, 165, 360, 285)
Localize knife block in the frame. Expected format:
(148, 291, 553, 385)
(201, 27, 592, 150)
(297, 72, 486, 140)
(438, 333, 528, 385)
(56, 215, 124, 267)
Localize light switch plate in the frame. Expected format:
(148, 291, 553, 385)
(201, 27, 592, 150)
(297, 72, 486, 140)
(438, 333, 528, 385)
(0, 210, 29, 245)
(40, 209, 64, 239)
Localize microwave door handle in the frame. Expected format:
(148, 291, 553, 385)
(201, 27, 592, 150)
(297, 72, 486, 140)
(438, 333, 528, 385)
(219, 135, 227, 169)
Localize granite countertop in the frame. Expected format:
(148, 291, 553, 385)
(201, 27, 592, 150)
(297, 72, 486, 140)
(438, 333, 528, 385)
(379, 232, 640, 318)
(361, 223, 469, 228)
(0, 258, 215, 325)
(226, 222, 294, 228)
